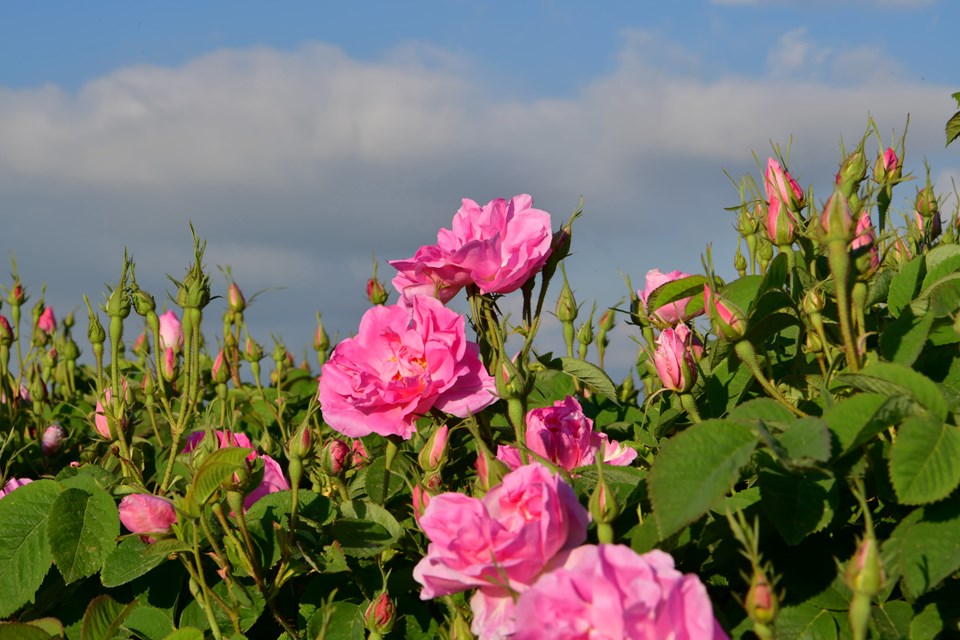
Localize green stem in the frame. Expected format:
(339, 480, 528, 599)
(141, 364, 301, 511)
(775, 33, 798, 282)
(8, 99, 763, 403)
(734, 341, 805, 417)
(381, 437, 399, 506)
(827, 239, 860, 372)
(678, 392, 701, 423)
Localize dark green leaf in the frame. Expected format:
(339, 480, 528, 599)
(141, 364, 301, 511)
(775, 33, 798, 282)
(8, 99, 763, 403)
(363, 455, 409, 505)
(822, 393, 888, 453)
(721, 275, 763, 315)
(889, 415, 960, 505)
(885, 500, 960, 600)
(910, 602, 944, 639)
(760, 465, 836, 545)
(917, 274, 960, 318)
(778, 418, 832, 465)
(0, 624, 54, 640)
(727, 398, 797, 425)
(887, 255, 926, 317)
(649, 420, 757, 539)
(871, 600, 912, 640)
(880, 307, 933, 365)
(178, 579, 263, 632)
(80, 595, 135, 640)
(101, 537, 175, 588)
(841, 362, 947, 420)
(161, 630, 204, 640)
(644, 274, 707, 318)
(555, 357, 618, 403)
(775, 603, 839, 640)
(123, 606, 175, 640)
(309, 602, 364, 640)
(0, 479, 63, 617)
(334, 500, 402, 557)
(948, 109, 960, 146)
(48, 486, 119, 584)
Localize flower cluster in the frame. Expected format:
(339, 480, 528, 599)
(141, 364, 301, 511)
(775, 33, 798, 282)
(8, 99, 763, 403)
(389, 194, 552, 303)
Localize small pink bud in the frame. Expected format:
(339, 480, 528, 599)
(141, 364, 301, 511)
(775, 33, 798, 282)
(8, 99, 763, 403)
(364, 592, 396, 635)
(133, 331, 149, 357)
(418, 424, 449, 473)
(37, 306, 56, 336)
(8, 282, 25, 307)
(158, 310, 183, 353)
(118, 494, 178, 543)
(41, 424, 66, 456)
(320, 438, 350, 476)
(212, 349, 229, 384)
(94, 382, 130, 439)
(366, 278, 388, 306)
(746, 570, 778, 626)
(764, 158, 805, 215)
(412, 485, 433, 525)
(161, 347, 178, 383)
(653, 324, 700, 392)
(227, 283, 246, 313)
(703, 284, 747, 341)
(845, 536, 884, 597)
(820, 190, 855, 242)
(881, 147, 901, 178)
(852, 212, 880, 278)
(0, 315, 12, 347)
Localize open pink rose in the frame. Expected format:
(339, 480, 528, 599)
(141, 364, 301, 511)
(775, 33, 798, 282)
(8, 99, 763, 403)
(118, 494, 178, 542)
(413, 463, 589, 600)
(390, 194, 552, 303)
(318, 296, 497, 440)
(496, 396, 636, 471)
(638, 269, 702, 326)
(513, 545, 728, 640)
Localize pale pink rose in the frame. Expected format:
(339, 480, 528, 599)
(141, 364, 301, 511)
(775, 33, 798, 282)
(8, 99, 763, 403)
(653, 324, 701, 393)
(158, 310, 183, 352)
(0, 477, 33, 500)
(94, 383, 130, 439)
(37, 306, 56, 336)
(513, 545, 728, 640)
(390, 194, 552, 303)
(470, 589, 518, 640)
(413, 463, 589, 600)
(42, 424, 66, 456)
(638, 269, 703, 326)
(118, 494, 178, 542)
(243, 455, 290, 510)
(496, 396, 636, 471)
(318, 296, 497, 440)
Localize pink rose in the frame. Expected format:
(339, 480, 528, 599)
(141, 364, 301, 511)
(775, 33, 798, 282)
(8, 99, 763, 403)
(118, 494, 178, 542)
(318, 296, 497, 440)
(0, 477, 33, 500)
(413, 463, 589, 600)
(703, 284, 747, 341)
(496, 396, 636, 471)
(852, 211, 879, 277)
(513, 545, 728, 640)
(390, 194, 552, 303)
(94, 382, 130, 439)
(37, 306, 56, 336)
(158, 310, 183, 352)
(653, 324, 701, 393)
(638, 269, 702, 326)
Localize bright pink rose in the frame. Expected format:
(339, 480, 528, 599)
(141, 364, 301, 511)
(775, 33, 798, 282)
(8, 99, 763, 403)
(413, 463, 589, 600)
(318, 296, 497, 440)
(496, 396, 636, 471)
(638, 269, 702, 326)
(654, 324, 701, 393)
(37, 306, 56, 336)
(243, 455, 290, 510)
(513, 545, 728, 640)
(118, 494, 178, 542)
(0, 477, 33, 500)
(390, 194, 552, 303)
(158, 310, 183, 352)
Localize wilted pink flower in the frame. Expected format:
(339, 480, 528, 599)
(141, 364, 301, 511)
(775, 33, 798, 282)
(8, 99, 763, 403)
(390, 194, 553, 303)
(118, 494, 178, 542)
(37, 306, 56, 336)
(513, 545, 728, 640)
(42, 424, 66, 456)
(653, 324, 701, 393)
(413, 463, 589, 601)
(158, 310, 183, 352)
(638, 269, 703, 326)
(94, 383, 130, 439)
(0, 477, 33, 500)
(496, 396, 636, 471)
(318, 296, 496, 440)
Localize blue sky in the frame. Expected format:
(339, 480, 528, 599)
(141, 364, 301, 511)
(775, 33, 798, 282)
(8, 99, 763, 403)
(0, 0, 956, 377)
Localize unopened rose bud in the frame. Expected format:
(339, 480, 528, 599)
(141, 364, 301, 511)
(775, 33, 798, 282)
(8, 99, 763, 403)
(133, 331, 149, 357)
(852, 212, 880, 278)
(211, 349, 229, 384)
(821, 190, 855, 243)
(320, 438, 350, 476)
(555, 275, 578, 324)
(746, 568, 778, 627)
(845, 536, 884, 597)
(42, 424, 66, 456)
(158, 310, 183, 353)
(161, 347, 177, 383)
(366, 278, 388, 306)
(0, 315, 12, 347)
(7, 282, 25, 308)
(589, 476, 620, 525)
(288, 421, 313, 462)
(653, 324, 699, 392)
(704, 284, 747, 341)
(130, 285, 156, 317)
(351, 439, 369, 468)
(836, 148, 867, 199)
(874, 146, 901, 183)
(474, 448, 508, 494)
(118, 494, 178, 543)
(418, 424, 449, 474)
(244, 336, 263, 362)
(364, 592, 396, 636)
(37, 306, 56, 336)
(412, 484, 432, 525)
(227, 283, 246, 314)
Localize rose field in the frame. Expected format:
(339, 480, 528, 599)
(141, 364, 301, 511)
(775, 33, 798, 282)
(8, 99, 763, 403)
(0, 101, 959, 639)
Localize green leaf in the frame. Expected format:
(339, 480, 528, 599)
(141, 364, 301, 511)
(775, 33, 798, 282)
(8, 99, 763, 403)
(333, 500, 402, 557)
(778, 418, 832, 465)
(0, 479, 63, 617)
(822, 393, 888, 453)
(842, 362, 947, 420)
(775, 603, 839, 640)
(308, 602, 364, 640)
(887, 255, 926, 317)
(649, 420, 757, 539)
(363, 455, 408, 505)
(916, 273, 960, 318)
(889, 415, 960, 505)
(727, 398, 797, 425)
(920, 245, 960, 288)
(910, 602, 944, 639)
(871, 600, 912, 640)
(885, 500, 960, 599)
(720, 275, 763, 314)
(573, 465, 647, 508)
(188, 446, 252, 506)
(880, 307, 933, 365)
(947, 109, 960, 147)
(101, 536, 175, 588)
(48, 486, 119, 584)
(123, 606, 175, 640)
(760, 465, 836, 545)
(245, 489, 332, 567)
(0, 624, 55, 640)
(555, 357, 618, 403)
(178, 579, 263, 632)
(644, 274, 707, 318)
(161, 630, 204, 640)
(80, 595, 135, 640)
